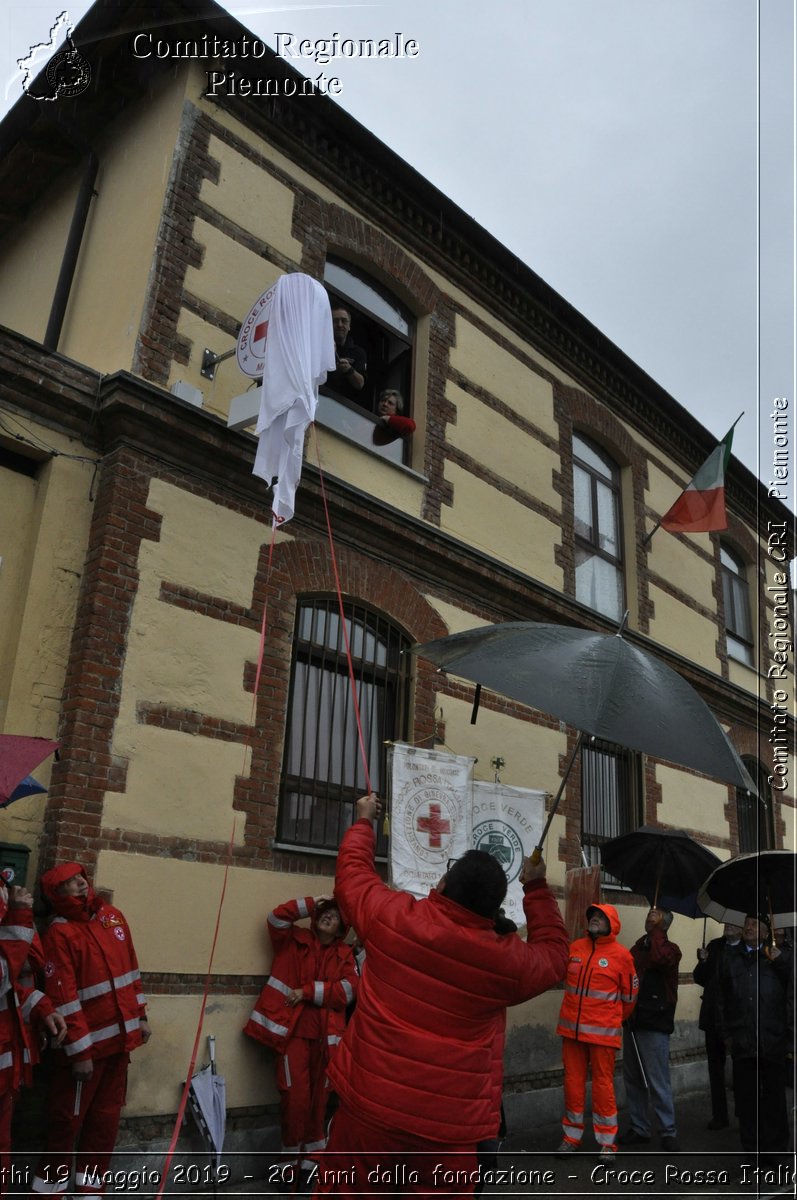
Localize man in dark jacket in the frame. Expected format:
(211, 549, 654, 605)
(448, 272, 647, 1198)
(717, 914, 792, 1156)
(693, 922, 742, 1129)
(314, 793, 569, 1196)
(619, 908, 681, 1151)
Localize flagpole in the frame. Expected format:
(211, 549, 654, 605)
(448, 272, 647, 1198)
(640, 412, 744, 550)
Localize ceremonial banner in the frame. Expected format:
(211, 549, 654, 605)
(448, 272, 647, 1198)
(471, 781, 545, 929)
(389, 744, 475, 898)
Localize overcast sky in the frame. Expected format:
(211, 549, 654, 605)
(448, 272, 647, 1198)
(2, 1, 794, 500)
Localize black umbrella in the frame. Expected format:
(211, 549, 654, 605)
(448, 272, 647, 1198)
(411, 620, 756, 856)
(412, 622, 753, 789)
(697, 850, 797, 927)
(600, 825, 722, 912)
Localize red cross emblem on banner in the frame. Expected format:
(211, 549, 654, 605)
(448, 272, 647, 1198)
(253, 319, 269, 349)
(416, 802, 451, 849)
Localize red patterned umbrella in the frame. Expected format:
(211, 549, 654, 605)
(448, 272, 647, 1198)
(0, 735, 59, 806)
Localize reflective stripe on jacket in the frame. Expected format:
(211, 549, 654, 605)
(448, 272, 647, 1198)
(0, 909, 53, 1090)
(326, 819, 569, 1146)
(243, 896, 357, 1054)
(42, 905, 146, 1063)
(556, 904, 638, 1048)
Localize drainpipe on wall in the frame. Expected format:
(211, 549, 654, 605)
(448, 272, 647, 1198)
(43, 140, 99, 351)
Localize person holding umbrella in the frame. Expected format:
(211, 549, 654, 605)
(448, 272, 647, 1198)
(313, 793, 568, 1196)
(619, 908, 682, 1151)
(716, 914, 792, 1159)
(693, 922, 742, 1130)
(555, 903, 638, 1162)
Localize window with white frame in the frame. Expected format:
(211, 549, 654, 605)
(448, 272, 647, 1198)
(318, 258, 415, 466)
(720, 544, 754, 666)
(573, 433, 625, 622)
(277, 598, 411, 854)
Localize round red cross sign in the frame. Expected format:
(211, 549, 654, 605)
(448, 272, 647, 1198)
(236, 283, 278, 378)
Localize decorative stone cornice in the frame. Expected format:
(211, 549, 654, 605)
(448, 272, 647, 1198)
(0, 326, 777, 737)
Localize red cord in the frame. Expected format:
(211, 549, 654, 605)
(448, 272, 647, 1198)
(156, 524, 278, 1196)
(312, 427, 373, 797)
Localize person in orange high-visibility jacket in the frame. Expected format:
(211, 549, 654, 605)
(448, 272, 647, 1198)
(555, 903, 638, 1161)
(32, 863, 151, 1198)
(0, 879, 66, 1195)
(243, 895, 357, 1174)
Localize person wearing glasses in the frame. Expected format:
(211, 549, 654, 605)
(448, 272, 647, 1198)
(314, 793, 569, 1197)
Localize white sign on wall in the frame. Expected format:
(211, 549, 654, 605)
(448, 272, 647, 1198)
(236, 283, 277, 378)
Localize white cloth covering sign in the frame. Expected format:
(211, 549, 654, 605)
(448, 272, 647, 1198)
(471, 781, 545, 929)
(389, 744, 475, 898)
(252, 273, 335, 525)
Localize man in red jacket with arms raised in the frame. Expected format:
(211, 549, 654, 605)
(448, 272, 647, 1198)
(314, 793, 569, 1196)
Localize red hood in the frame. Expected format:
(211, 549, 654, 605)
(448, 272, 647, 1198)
(40, 862, 98, 921)
(586, 902, 621, 942)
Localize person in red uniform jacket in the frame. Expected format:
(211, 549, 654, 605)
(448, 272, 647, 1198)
(31, 864, 151, 1197)
(314, 794, 569, 1197)
(555, 903, 638, 1161)
(244, 895, 357, 1174)
(372, 389, 416, 447)
(0, 878, 66, 1195)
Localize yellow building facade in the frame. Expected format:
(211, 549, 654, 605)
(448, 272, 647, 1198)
(0, 0, 793, 1156)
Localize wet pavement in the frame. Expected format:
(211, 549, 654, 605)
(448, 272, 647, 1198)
(207, 1089, 796, 1198)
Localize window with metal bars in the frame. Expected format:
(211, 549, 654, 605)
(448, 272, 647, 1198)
(736, 758, 774, 852)
(277, 598, 411, 853)
(581, 738, 643, 881)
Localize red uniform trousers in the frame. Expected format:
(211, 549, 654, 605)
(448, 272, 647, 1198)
(276, 1037, 329, 1166)
(561, 1038, 619, 1152)
(312, 1103, 478, 1197)
(32, 1054, 129, 1195)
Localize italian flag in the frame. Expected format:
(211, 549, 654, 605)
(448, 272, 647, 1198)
(660, 424, 736, 534)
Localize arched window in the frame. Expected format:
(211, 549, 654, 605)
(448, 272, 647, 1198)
(736, 757, 774, 852)
(720, 544, 754, 666)
(573, 433, 624, 621)
(317, 258, 415, 465)
(277, 598, 411, 853)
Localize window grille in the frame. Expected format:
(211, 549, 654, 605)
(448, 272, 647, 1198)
(581, 738, 643, 882)
(736, 758, 774, 852)
(278, 598, 411, 853)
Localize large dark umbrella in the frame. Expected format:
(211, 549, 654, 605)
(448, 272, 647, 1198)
(0, 735, 59, 806)
(600, 825, 722, 914)
(411, 621, 755, 855)
(698, 850, 797, 927)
